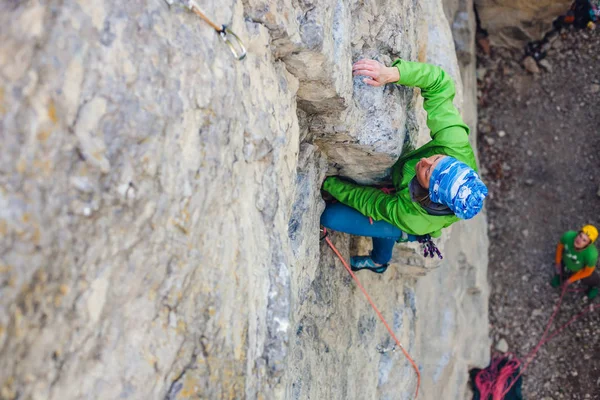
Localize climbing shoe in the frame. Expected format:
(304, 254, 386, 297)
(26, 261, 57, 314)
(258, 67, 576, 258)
(350, 256, 388, 274)
(587, 287, 598, 300)
(550, 274, 561, 288)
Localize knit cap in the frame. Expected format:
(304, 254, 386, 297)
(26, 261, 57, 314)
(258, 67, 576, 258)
(429, 156, 488, 220)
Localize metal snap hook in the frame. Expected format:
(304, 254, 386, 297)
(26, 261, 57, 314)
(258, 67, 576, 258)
(165, 0, 246, 61)
(218, 25, 247, 61)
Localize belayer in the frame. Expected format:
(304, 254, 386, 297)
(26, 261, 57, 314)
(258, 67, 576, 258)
(320, 58, 488, 273)
(551, 225, 599, 299)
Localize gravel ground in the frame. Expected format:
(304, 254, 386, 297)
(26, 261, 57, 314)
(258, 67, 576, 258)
(477, 27, 600, 399)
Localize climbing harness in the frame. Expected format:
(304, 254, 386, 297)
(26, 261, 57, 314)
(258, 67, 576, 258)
(165, 0, 247, 60)
(371, 185, 443, 260)
(473, 283, 597, 399)
(321, 228, 421, 398)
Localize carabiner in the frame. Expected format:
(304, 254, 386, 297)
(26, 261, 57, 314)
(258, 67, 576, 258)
(218, 25, 247, 61)
(164, 0, 247, 61)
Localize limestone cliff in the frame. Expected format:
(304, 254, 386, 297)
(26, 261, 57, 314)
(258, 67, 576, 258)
(0, 0, 488, 399)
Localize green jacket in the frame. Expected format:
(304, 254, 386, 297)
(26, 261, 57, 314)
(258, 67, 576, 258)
(323, 59, 478, 237)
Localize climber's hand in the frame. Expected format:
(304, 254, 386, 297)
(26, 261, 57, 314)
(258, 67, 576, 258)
(555, 262, 562, 274)
(352, 59, 399, 87)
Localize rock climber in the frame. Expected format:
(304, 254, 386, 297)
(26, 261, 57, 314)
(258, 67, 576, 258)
(551, 225, 599, 299)
(558, 0, 600, 29)
(320, 58, 487, 273)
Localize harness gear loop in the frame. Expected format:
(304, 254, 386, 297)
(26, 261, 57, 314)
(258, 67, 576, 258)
(165, 0, 247, 60)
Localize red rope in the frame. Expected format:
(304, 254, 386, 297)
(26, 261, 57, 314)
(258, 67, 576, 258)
(322, 222, 595, 399)
(498, 284, 569, 397)
(475, 283, 597, 399)
(322, 229, 421, 398)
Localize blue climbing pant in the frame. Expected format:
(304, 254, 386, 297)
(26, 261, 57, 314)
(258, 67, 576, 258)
(320, 202, 416, 264)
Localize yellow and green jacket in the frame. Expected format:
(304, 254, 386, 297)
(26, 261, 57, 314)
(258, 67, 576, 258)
(556, 231, 598, 283)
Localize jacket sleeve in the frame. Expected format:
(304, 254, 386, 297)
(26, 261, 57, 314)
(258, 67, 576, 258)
(555, 243, 564, 266)
(322, 177, 439, 236)
(392, 59, 469, 145)
(568, 266, 595, 284)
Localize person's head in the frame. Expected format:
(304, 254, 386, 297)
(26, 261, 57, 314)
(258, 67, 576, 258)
(416, 155, 488, 220)
(574, 225, 598, 249)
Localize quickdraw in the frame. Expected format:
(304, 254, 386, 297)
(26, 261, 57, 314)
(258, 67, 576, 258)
(165, 0, 247, 60)
(418, 235, 443, 259)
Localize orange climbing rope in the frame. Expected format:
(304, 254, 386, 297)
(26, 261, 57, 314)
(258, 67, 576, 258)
(322, 228, 421, 398)
(188, 2, 222, 31)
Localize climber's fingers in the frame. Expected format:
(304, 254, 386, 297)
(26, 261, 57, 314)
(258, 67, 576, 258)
(352, 59, 380, 71)
(363, 78, 383, 87)
(353, 69, 378, 79)
(352, 61, 375, 70)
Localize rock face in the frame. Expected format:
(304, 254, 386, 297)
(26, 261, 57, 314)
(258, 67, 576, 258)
(0, 0, 488, 399)
(475, 0, 572, 48)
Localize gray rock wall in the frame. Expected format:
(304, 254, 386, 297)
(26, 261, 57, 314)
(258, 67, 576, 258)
(0, 0, 488, 399)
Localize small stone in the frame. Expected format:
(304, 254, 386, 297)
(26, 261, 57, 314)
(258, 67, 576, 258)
(479, 119, 491, 134)
(527, 150, 533, 156)
(485, 137, 496, 145)
(476, 67, 488, 80)
(522, 229, 529, 237)
(539, 59, 552, 72)
(553, 39, 564, 50)
(596, 185, 600, 198)
(532, 309, 543, 318)
(70, 176, 94, 193)
(590, 84, 600, 94)
(525, 179, 534, 186)
(571, 370, 578, 377)
(523, 56, 540, 74)
(495, 338, 509, 353)
(117, 183, 136, 202)
(498, 130, 506, 138)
